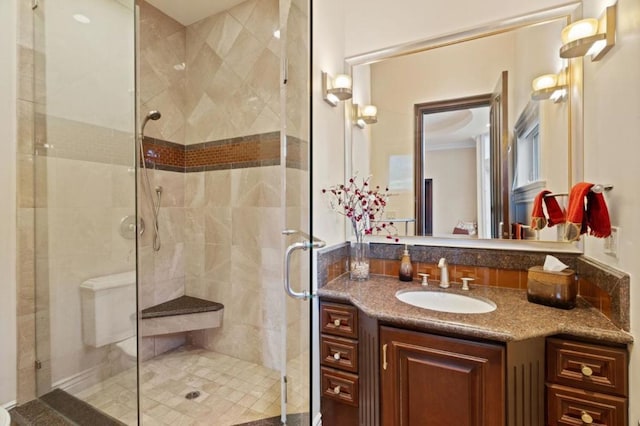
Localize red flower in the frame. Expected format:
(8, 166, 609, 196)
(322, 174, 398, 241)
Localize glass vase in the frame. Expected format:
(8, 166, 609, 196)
(349, 239, 370, 281)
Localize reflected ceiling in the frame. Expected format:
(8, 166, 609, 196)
(424, 107, 489, 150)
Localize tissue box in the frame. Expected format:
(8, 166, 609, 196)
(527, 266, 576, 309)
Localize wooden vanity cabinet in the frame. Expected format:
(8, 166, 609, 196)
(320, 300, 380, 426)
(320, 301, 360, 425)
(546, 337, 628, 426)
(380, 326, 505, 426)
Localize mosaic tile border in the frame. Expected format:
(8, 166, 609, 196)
(143, 132, 308, 173)
(316, 242, 630, 329)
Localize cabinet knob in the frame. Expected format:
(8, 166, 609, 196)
(333, 319, 341, 327)
(333, 352, 341, 360)
(580, 364, 593, 377)
(580, 411, 593, 424)
(333, 385, 341, 395)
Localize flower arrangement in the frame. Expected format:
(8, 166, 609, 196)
(323, 175, 398, 280)
(322, 175, 398, 242)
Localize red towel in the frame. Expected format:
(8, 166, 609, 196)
(565, 182, 611, 241)
(531, 190, 565, 230)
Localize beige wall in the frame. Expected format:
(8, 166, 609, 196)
(0, 0, 17, 407)
(426, 147, 477, 236)
(311, 1, 347, 247)
(512, 20, 569, 195)
(581, 0, 640, 424)
(311, 0, 347, 417)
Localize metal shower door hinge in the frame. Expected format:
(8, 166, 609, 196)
(35, 360, 42, 370)
(283, 376, 288, 403)
(283, 58, 288, 85)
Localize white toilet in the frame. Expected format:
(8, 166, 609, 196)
(0, 406, 10, 426)
(80, 271, 137, 364)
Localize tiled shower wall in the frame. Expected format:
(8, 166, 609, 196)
(139, 0, 308, 370)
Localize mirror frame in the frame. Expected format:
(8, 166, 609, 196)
(343, 2, 584, 251)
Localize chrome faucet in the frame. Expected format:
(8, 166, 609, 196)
(438, 258, 450, 288)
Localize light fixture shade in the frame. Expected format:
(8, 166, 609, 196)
(361, 105, 377, 118)
(333, 74, 352, 90)
(322, 71, 353, 106)
(361, 105, 378, 124)
(559, 4, 616, 62)
(531, 70, 568, 103)
(532, 74, 558, 91)
(561, 18, 598, 44)
(322, 71, 352, 105)
(353, 103, 378, 128)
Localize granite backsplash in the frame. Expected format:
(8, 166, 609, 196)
(317, 242, 630, 331)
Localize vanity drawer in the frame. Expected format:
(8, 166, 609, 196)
(547, 338, 628, 397)
(320, 302, 358, 338)
(320, 334, 358, 373)
(547, 384, 627, 426)
(321, 366, 359, 407)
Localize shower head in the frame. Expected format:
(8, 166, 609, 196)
(140, 110, 162, 136)
(147, 110, 162, 121)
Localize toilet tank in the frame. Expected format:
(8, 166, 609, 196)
(80, 271, 136, 347)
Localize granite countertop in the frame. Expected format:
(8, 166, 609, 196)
(141, 295, 224, 319)
(318, 275, 633, 345)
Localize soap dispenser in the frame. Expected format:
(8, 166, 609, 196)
(399, 245, 413, 282)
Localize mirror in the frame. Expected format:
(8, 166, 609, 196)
(347, 5, 582, 242)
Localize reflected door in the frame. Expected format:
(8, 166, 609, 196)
(489, 70, 509, 238)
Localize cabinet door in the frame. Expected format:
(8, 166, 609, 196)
(380, 326, 505, 426)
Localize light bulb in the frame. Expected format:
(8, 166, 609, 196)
(333, 74, 352, 90)
(532, 74, 558, 91)
(361, 105, 377, 118)
(561, 19, 598, 44)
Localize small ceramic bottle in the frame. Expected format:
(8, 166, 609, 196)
(399, 245, 413, 282)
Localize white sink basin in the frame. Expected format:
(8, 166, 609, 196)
(395, 289, 497, 314)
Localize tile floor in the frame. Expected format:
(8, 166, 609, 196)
(75, 346, 309, 426)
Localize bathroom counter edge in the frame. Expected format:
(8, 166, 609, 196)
(317, 274, 633, 345)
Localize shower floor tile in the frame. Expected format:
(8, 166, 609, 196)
(74, 346, 309, 426)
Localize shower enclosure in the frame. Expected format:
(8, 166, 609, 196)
(29, 0, 313, 424)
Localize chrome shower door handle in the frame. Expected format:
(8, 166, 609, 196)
(283, 230, 326, 300)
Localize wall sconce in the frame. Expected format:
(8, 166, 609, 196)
(322, 71, 352, 106)
(531, 72, 567, 103)
(559, 3, 616, 61)
(353, 104, 378, 128)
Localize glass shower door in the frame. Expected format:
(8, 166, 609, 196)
(280, 0, 314, 423)
(33, 0, 138, 423)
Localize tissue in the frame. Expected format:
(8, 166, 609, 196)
(543, 255, 569, 272)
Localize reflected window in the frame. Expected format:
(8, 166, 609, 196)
(513, 101, 541, 188)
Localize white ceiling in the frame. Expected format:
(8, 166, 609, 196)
(146, 0, 247, 26)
